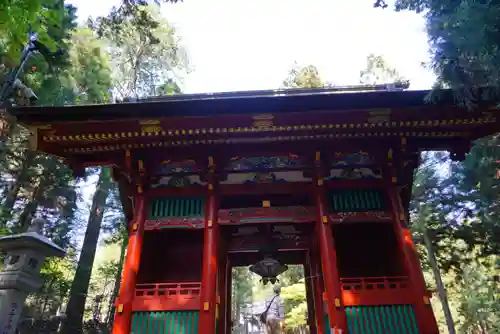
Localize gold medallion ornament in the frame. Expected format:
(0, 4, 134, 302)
(252, 114, 274, 129)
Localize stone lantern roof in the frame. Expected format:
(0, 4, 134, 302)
(0, 218, 65, 257)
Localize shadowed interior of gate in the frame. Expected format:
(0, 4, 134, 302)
(138, 229, 203, 283)
(333, 222, 405, 278)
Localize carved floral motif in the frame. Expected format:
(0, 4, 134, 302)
(155, 159, 201, 175)
(225, 154, 306, 171)
(218, 206, 314, 225)
(331, 151, 374, 167)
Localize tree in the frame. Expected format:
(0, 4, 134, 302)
(60, 168, 115, 334)
(281, 281, 308, 330)
(359, 54, 408, 86)
(411, 152, 458, 334)
(456, 257, 500, 333)
(282, 63, 324, 89)
(0, 24, 112, 227)
(0, 0, 68, 64)
(1, 8, 113, 328)
(232, 266, 254, 329)
(67, 28, 112, 104)
(97, 5, 188, 100)
(379, 0, 500, 107)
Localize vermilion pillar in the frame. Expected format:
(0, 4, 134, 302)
(388, 187, 439, 334)
(313, 153, 347, 334)
(112, 195, 146, 334)
(199, 167, 219, 334)
(311, 248, 325, 334)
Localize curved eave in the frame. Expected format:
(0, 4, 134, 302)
(9, 88, 497, 124)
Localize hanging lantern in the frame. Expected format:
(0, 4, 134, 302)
(249, 256, 288, 285)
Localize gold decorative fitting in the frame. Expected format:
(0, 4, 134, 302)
(367, 109, 391, 124)
(262, 200, 271, 208)
(322, 216, 328, 224)
(423, 296, 430, 305)
(138, 159, 145, 172)
(132, 222, 138, 232)
(61, 130, 470, 153)
(208, 156, 214, 168)
(207, 220, 213, 227)
(252, 114, 274, 129)
(203, 302, 210, 311)
(315, 151, 321, 161)
(139, 119, 160, 125)
(317, 179, 323, 186)
(392, 176, 397, 183)
(387, 148, 393, 161)
(208, 184, 214, 191)
(137, 184, 143, 194)
(140, 119, 162, 134)
(334, 298, 341, 307)
(117, 304, 124, 313)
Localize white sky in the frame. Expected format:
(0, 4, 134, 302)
(68, 0, 436, 93)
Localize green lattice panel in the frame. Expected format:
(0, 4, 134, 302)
(131, 311, 199, 334)
(327, 189, 387, 212)
(148, 197, 205, 219)
(346, 305, 419, 334)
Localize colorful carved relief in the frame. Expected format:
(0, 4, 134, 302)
(218, 206, 315, 225)
(227, 223, 312, 251)
(144, 218, 204, 230)
(150, 175, 207, 188)
(220, 171, 312, 184)
(325, 167, 383, 180)
(331, 151, 374, 167)
(155, 159, 201, 175)
(225, 154, 306, 171)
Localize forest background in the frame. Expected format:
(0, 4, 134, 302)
(0, 0, 499, 333)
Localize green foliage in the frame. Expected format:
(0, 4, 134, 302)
(455, 257, 500, 333)
(89, 0, 180, 46)
(68, 28, 112, 104)
(281, 280, 307, 328)
(411, 151, 500, 332)
(380, 0, 500, 107)
(25, 252, 76, 320)
(0, 0, 67, 63)
(96, 5, 188, 100)
(282, 63, 324, 89)
(359, 54, 408, 86)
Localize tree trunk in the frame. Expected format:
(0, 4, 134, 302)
(18, 181, 43, 231)
(60, 168, 112, 334)
(422, 228, 456, 334)
(106, 236, 127, 326)
(0, 150, 35, 226)
(39, 277, 56, 320)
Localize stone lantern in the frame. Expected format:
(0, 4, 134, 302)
(0, 218, 65, 334)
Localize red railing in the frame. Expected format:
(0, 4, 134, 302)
(340, 276, 412, 306)
(132, 282, 201, 311)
